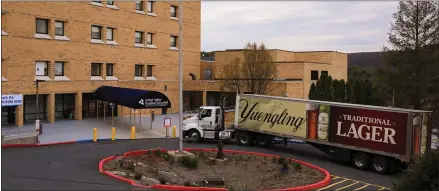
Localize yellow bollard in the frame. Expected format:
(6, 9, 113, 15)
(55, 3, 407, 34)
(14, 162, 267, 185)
(93, 128, 97, 142)
(172, 125, 176, 138)
(131, 126, 136, 139)
(111, 127, 116, 141)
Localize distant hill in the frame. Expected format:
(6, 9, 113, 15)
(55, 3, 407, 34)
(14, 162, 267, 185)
(347, 51, 384, 69)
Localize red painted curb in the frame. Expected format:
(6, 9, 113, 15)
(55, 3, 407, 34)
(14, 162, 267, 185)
(98, 148, 331, 191)
(1, 140, 77, 148)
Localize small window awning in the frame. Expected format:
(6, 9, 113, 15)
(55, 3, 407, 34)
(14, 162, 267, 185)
(93, 86, 171, 109)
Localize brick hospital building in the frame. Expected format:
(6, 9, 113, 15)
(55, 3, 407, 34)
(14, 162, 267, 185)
(1, 1, 347, 127)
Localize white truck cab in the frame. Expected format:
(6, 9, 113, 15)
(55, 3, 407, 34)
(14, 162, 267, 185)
(182, 106, 233, 142)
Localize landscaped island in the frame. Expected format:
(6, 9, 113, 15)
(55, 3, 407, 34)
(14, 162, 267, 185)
(102, 147, 326, 190)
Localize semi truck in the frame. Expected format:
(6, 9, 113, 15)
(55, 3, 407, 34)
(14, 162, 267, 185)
(182, 94, 434, 174)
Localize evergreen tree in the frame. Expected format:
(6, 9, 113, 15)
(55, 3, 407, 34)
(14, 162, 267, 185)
(309, 83, 316, 100)
(379, 1, 439, 109)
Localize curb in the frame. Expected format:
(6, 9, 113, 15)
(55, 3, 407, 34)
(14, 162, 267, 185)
(1, 138, 136, 148)
(98, 148, 331, 191)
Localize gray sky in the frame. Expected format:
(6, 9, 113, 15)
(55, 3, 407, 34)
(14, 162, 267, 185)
(201, 1, 398, 53)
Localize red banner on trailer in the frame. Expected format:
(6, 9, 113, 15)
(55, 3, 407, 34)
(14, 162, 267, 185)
(329, 106, 409, 155)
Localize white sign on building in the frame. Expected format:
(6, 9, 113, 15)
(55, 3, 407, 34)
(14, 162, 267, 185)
(1, 94, 23, 106)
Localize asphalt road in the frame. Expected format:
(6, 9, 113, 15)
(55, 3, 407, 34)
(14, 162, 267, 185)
(2, 138, 398, 190)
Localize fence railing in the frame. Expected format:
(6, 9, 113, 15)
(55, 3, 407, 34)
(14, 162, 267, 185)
(1, 127, 38, 141)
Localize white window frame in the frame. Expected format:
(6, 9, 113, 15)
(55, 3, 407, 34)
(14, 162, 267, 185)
(35, 61, 48, 76)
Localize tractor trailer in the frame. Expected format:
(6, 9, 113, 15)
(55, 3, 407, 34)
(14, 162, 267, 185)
(182, 94, 434, 174)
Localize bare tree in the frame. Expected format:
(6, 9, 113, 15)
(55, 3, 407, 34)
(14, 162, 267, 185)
(219, 42, 277, 95)
(220, 57, 243, 93)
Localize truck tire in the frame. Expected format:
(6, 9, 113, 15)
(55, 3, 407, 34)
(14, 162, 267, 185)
(371, 155, 389, 174)
(187, 129, 201, 143)
(351, 152, 370, 170)
(236, 131, 253, 146)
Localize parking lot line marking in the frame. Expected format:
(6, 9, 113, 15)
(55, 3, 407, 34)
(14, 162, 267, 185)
(334, 176, 391, 190)
(336, 182, 359, 190)
(378, 187, 389, 190)
(316, 179, 348, 191)
(353, 184, 370, 191)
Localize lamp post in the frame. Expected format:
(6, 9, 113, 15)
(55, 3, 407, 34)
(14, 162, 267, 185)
(178, 0, 184, 152)
(35, 79, 44, 134)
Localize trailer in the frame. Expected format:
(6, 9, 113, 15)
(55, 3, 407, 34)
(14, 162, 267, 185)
(182, 94, 434, 174)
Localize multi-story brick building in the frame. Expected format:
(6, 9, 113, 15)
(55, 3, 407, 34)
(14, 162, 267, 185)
(1, 1, 347, 127)
(183, 49, 348, 110)
(1, 1, 201, 126)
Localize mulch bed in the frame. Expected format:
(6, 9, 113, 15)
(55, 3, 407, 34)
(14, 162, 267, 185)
(103, 149, 325, 190)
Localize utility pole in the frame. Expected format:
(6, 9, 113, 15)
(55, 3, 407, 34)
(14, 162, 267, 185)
(178, 0, 184, 152)
(35, 80, 43, 134)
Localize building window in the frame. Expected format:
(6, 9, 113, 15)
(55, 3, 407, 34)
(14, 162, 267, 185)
(35, 61, 48, 76)
(135, 31, 143, 44)
(91, 63, 102, 76)
(170, 35, 177, 47)
(170, 5, 177, 17)
(147, 33, 153, 45)
(311, 70, 319, 80)
(147, 65, 153, 77)
(92, 0, 102, 3)
(147, 1, 154, 13)
(135, 65, 144, 77)
(107, 27, 114, 41)
(135, 0, 144, 11)
(321, 71, 328, 76)
(107, 0, 114, 5)
(204, 69, 212, 80)
(106, 63, 114, 76)
(55, 21, 64, 36)
(55, 62, 64, 76)
(36, 18, 49, 34)
(91, 25, 102, 39)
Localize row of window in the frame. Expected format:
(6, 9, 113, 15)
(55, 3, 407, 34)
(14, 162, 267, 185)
(35, 18, 179, 48)
(311, 70, 328, 80)
(91, 0, 179, 18)
(35, 61, 154, 79)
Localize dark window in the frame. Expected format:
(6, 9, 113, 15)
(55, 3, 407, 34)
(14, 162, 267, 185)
(321, 71, 328, 76)
(55, 61, 64, 76)
(55, 21, 64, 36)
(204, 69, 212, 80)
(36, 18, 49, 34)
(147, 65, 153, 77)
(136, 0, 144, 11)
(91, 63, 102, 76)
(135, 31, 143, 44)
(147, 32, 153, 45)
(201, 109, 212, 118)
(170, 5, 177, 17)
(170, 35, 177, 47)
(107, 27, 114, 41)
(91, 25, 102, 39)
(106, 63, 114, 76)
(107, 0, 114, 5)
(311, 70, 319, 80)
(92, 0, 102, 3)
(147, 1, 154, 13)
(35, 61, 48, 76)
(135, 65, 144, 77)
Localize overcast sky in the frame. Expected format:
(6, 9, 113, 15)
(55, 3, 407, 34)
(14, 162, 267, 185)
(201, 1, 399, 53)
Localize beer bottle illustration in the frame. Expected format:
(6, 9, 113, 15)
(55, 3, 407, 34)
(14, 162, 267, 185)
(317, 104, 330, 141)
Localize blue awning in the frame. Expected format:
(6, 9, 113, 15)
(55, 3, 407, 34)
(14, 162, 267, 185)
(93, 86, 171, 109)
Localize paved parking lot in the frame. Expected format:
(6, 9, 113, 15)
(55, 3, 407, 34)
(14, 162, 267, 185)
(317, 175, 392, 191)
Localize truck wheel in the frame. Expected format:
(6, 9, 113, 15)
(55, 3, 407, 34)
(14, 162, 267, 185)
(237, 131, 253, 146)
(351, 152, 370, 170)
(187, 129, 201, 143)
(371, 155, 389, 174)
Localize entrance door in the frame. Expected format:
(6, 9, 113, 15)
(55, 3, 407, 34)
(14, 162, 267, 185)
(7, 107, 15, 124)
(1, 106, 16, 125)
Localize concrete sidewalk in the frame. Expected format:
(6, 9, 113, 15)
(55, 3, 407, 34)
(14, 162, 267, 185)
(1, 114, 184, 144)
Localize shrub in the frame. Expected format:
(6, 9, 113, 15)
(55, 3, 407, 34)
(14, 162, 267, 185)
(134, 172, 142, 180)
(154, 150, 163, 157)
(180, 156, 198, 169)
(293, 163, 302, 171)
(278, 157, 286, 164)
(393, 150, 439, 191)
(127, 162, 135, 171)
(163, 153, 170, 161)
